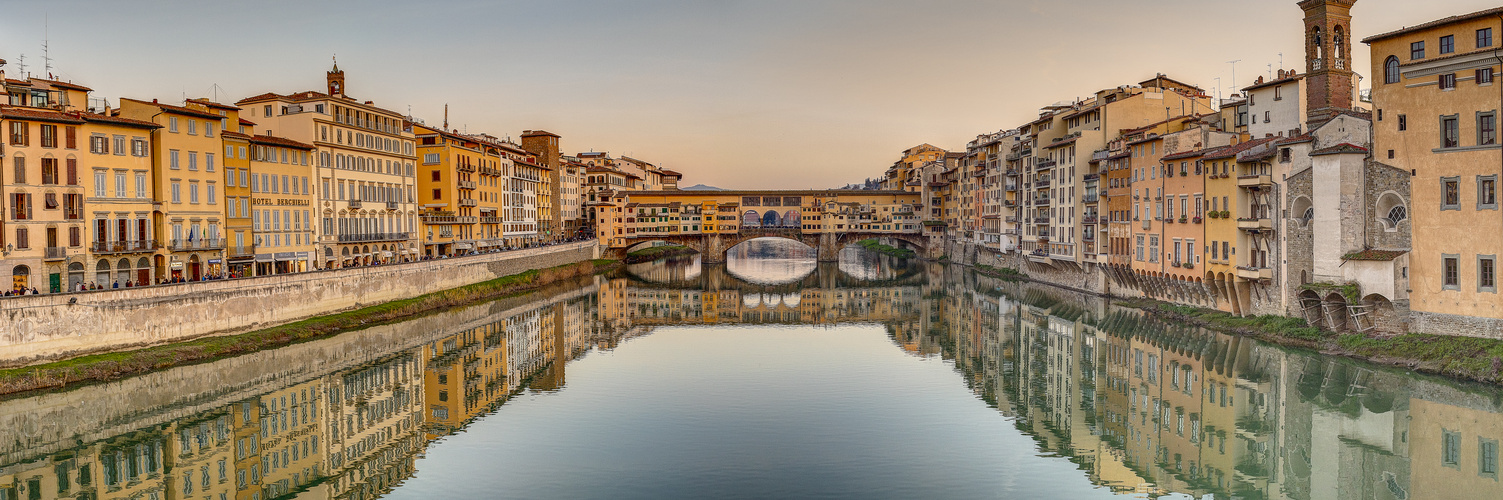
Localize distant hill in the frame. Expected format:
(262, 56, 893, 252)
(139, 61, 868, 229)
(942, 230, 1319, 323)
(682, 184, 724, 191)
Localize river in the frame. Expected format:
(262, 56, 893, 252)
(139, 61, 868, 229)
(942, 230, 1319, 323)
(0, 238, 1498, 499)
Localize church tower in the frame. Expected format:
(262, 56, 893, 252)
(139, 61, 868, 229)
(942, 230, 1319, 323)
(327, 58, 346, 97)
(1298, 0, 1357, 127)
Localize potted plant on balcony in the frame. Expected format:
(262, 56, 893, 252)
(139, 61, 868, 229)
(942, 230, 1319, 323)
(1178, 216, 1188, 223)
(1192, 216, 1202, 223)
(1171, 261, 1181, 268)
(1208, 212, 1219, 219)
(1183, 261, 1194, 269)
(1219, 210, 1231, 218)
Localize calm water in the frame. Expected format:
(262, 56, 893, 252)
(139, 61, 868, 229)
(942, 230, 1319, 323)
(2, 238, 1499, 499)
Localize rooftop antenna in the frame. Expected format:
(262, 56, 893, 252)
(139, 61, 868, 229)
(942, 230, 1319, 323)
(1268, 63, 1273, 79)
(209, 83, 225, 102)
(42, 13, 52, 77)
(1214, 77, 1222, 103)
(1227, 60, 1242, 95)
(443, 104, 448, 129)
(1279, 52, 1284, 70)
(15, 54, 24, 77)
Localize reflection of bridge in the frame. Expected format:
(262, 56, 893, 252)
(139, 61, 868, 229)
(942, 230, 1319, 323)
(593, 190, 935, 263)
(623, 261, 927, 293)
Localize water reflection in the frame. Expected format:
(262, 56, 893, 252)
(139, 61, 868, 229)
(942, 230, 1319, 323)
(724, 237, 816, 284)
(0, 243, 1500, 499)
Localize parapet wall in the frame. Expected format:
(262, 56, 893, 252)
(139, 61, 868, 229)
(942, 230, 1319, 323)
(0, 241, 598, 366)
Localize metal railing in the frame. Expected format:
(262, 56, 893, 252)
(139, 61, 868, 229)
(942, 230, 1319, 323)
(385, 201, 401, 210)
(168, 238, 226, 251)
(44, 247, 67, 260)
(337, 232, 411, 243)
(348, 200, 363, 209)
(91, 240, 159, 254)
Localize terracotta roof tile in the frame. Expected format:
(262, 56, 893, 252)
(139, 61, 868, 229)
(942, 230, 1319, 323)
(0, 105, 86, 124)
(119, 98, 224, 119)
(250, 134, 315, 150)
(1202, 137, 1280, 160)
(30, 78, 93, 92)
(1362, 6, 1503, 44)
(81, 113, 161, 129)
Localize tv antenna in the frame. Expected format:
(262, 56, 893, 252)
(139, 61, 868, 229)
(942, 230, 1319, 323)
(42, 14, 52, 77)
(1227, 60, 1242, 90)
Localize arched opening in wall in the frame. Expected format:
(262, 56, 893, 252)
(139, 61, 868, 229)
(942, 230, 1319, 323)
(761, 211, 781, 228)
(137, 257, 151, 285)
(1291, 196, 1313, 227)
(67, 262, 85, 291)
(1298, 290, 1325, 328)
(1322, 292, 1350, 332)
(95, 259, 111, 287)
(622, 240, 702, 283)
(741, 210, 761, 228)
(1375, 191, 1407, 232)
(117, 258, 131, 285)
(10, 265, 29, 290)
(1355, 293, 1394, 334)
(783, 210, 801, 228)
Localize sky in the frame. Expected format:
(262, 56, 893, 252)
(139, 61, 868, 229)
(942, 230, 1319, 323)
(1, 0, 1497, 189)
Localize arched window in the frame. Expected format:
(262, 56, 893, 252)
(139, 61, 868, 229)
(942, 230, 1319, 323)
(1387, 206, 1406, 224)
(1334, 26, 1345, 59)
(1312, 27, 1324, 61)
(761, 211, 781, 227)
(742, 210, 761, 228)
(1303, 207, 1314, 223)
(1384, 56, 1400, 84)
(11, 265, 30, 290)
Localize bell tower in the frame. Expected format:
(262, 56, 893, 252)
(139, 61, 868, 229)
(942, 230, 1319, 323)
(327, 56, 346, 97)
(1299, 0, 1357, 127)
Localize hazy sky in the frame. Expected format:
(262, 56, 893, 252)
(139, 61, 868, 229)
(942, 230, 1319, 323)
(1, 0, 1495, 189)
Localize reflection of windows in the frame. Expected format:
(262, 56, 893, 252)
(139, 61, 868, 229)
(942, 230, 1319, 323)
(432, 407, 448, 420)
(1482, 437, 1500, 477)
(1443, 429, 1461, 467)
(1443, 177, 1461, 210)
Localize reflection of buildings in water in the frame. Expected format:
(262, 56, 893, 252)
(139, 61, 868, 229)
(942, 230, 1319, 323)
(625, 254, 702, 283)
(725, 239, 817, 285)
(597, 277, 921, 329)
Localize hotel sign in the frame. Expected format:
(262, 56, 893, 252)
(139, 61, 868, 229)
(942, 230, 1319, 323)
(252, 198, 311, 206)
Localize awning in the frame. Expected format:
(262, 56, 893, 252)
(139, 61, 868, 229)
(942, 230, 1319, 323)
(255, 254, 274, 263)
(381, 251, 394, 258)
(454, 243, 473, 250)
(275, 252, 298, 261)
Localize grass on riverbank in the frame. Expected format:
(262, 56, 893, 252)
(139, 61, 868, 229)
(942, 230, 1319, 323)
(0, 259, 621, 396)
(623, 244, 697, 263)
(974, 264, 1026, 282)
(856, 239, 917, 259)
(1127, 298, 1503, 383)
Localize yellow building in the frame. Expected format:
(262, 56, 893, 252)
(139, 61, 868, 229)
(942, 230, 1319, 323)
(1, 78, 92, 292)
(413, 123, 480, 256)
(1364, 7, 1503, 333)
(236, 62, 419, 268)
(247, 134, 316, 274)
(80, 112, 163, 288)
(118, 97, 230, 281)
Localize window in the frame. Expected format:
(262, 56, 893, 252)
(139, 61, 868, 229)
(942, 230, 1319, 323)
(1399, 114, 1408, 131)
(94, 172, 107, 197)
(1483, 437, 1500, 477)
(39, 124, 56, 148)
(207, 184, 217, 205)
(169, 116, 179, 133)
(170, 150, 181, 169)
(1388, 205, 1407, 226)
(206, 153, 215, 172)
(1483, 113, 1498, 146)
(1440, 73, 1457, 90)
(1482, 28, 1496, 49)
(1443, 177, 1461, 209)
(188, 151, 198, 171)
(1444, 255, 1461, 290)
(132, 138, 148, 156)
(187, 119, 198, 135)
(1441, 35, 1455, 54)
(1135, 235, 1144, 261)
(1481, 255, 1497, 293)
(136, 174, 147, 198)
(171, 182, 181, 204)
(1384, 56, 1401, 84)
(1412, 41, 1426, 60)
(115, 173, 126, 198)
(1443, 116, 1461, 148)
(1482, 175, 1498, 209)
(1481, 69, 1496, 85)
(189, 183, 199, 204)
(1444, 429, 1462, 467)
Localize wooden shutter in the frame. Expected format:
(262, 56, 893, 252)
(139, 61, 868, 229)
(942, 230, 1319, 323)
(69, 227, 80, 247)
(65, 126, 76, 149)
(16, 227, 27, 249)
(12, 156, 23, 184)
(25, 194, 32, 221)
(66, 158, 77, 185)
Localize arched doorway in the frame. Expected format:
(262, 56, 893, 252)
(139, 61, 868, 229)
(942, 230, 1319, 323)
(137, 257, 151, 285)
(117, 258, 131, 286)
(188, 254, 202, 281)
(95, 259, 111, 286)
(68, 262, 85, 291)
(11, 265, 29, 292)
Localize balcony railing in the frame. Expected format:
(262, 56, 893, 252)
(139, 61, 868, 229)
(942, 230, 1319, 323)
(338, 232, 411, 243)
(1034, 194, 1051, 205)
(168, 238, 226, 251)
(385, 201, 400, 210)
(1035, 179, 1051, 189)
(458, 181, 477, 190)
(421, 215, 479, 225)
(91, 240, 159, 254)
(348, 200, 363, 209)
(1035, 159, 1056, 170)
(1238, 174, 1272, 188)
(44, 247, 67, 261)
(459, 199, 477, 207)
(1237, 266, 1273, 280)
(1237, 217, 1273, 231)
(1083, 215, 1098, 224)
(480, 216, 503, 224)
(1033, 216, 1050, 225)
(1082, 194, 1099, 203)
(457, 164, 476, 173)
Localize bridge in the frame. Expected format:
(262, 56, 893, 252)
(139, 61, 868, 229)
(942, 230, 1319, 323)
(591, 189, 936, 263)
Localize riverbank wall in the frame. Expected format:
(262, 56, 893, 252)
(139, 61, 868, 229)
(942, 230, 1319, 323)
(0, 241, 599, 367)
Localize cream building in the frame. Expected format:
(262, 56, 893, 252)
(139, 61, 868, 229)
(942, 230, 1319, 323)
(118, 98, 229, 281)
(236, 62, 419, 268)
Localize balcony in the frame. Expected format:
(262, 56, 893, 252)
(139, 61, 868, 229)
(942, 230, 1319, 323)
(479, 167, 501, 176)
(1038, 229, 1051, 238)
(1027, 249, 1052, 264)
(1083, 173, 1100, 182)
(168, 238, 226, 251)
(459, 199, 477, 207)
(1238, 174, 1272, 188)
(1004, 183, 1018, 191)
(457, 164, 476, 173)
(1035, 159, 1056, 171)
(348, 200, 363, 209)
(1237, 266, 1273, 280)
(1033, 216, 1050, 225)
(91, 240, 158, 254)
(1004, 169, 1020, 177)
(385, 201, 400, 210)
(458, 181, 477, 190)
(1083, 215, 1098, 224)
(44, 247, 67, 261)
(337, 232, 411, 243)
(1237, 217, 1273, 231)
(480, 216, 503, 224)
(1005, 216, 1018, 223)
(1082, 194, 1099, 204)
(1035, 179, 1051, 189)
(1034, 194, 1051, 205)
(1003, 200, 1017, 207)
(421, 214, 479, 225)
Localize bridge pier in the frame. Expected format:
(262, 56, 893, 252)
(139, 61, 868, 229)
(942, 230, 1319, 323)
(817, 233, 839, 262)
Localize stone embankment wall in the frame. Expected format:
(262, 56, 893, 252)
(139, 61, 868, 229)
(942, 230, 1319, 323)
(0, 241, 598, 367)
(0, 278, 602, 465)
